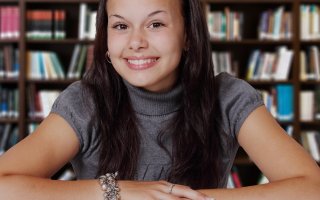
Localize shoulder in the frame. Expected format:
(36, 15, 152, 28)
(50, 81, 96, 153)
(214, 72, 264, 137)
(215, 72, 259, 99)
(52, 81, 92, 110)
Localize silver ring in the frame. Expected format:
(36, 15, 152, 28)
(168, 184, 175, 194)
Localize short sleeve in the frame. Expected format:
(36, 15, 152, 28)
(215, 72, 264, 138)
(50, 81, 96, 154)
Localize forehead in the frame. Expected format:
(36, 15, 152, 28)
(106, 0, 182, 17)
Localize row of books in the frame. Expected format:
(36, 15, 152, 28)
(27, 86, 60, 120)
(0, 45, 19, 79)
(205, 6, 243, 41)
(26, 51, 65, 80)
(300, 4, 320, 41)
(300, 46, 320, 81)
(246, 46, 293, 81)
(26, 9, 66, 39)
(0, 6, 20, 39)
(78, 3, 97, 40)
(258, 6, 292, 40)
(212, 51, 238, 77)
(26, 44, 93, 80)
(0, 124, 19, 155)
(0, 87, 19, 119)
(300, 88, 320, 122)
(301, 131, 320, 162)
(68, 44, 93, 79)
(259, 84, 294, 122)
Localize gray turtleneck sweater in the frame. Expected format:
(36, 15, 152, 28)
(50, 72, 264, 188)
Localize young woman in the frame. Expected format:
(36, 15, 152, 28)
(0, 0, 319, 199)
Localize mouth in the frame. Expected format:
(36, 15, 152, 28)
(125, 57, 159, 70)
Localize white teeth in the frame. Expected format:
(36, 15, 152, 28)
(127, 58, 157, 65)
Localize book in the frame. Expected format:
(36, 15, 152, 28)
(74, 45, 88, 78)
(231, 167, 242, 188)
(315, 86, 320, 120)
(67, 44, 81, 79)
(274, 46, 293, 80)
(0, 124, 11, 155)
(53, 10, 66, 39)
(300, 91, 314, 121)
(276, 84, 294, 122)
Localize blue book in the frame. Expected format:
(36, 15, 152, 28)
(276, 84, 294, 122)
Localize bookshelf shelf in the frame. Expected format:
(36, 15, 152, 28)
(0, 39, 19, 43)
(26, 39, 95, 44)
(24, 0, 98, 3)
(210, 40, 293, 45)
(0, 79, 19, 84)
(0, 0, 19, 2)
(247, 80, 294, 85)
(204, 0, 293, 4)
(0, 118, 19, 123)
(300, 81, 320, 85)
(26, 79, 79, 84)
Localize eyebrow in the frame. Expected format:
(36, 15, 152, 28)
(109, 10, 167, 20)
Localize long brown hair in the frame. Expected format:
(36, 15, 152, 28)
(82, 0, 221, 189)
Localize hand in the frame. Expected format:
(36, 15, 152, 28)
(118, 180, 213, 200)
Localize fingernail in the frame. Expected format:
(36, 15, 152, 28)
(206, 198, 215, 200)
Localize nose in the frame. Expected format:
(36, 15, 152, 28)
(128, 28, 148, 51)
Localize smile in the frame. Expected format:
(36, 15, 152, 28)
(125, 57, 159, 70)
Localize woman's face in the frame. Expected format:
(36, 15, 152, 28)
(106, 0, 185, 92)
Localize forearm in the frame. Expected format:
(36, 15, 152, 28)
(199, 176, 320, 200)
(0, 175, 102, 200)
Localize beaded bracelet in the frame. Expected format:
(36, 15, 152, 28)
(98, 172, 120, 200)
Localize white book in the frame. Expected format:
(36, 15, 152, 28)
(88, 11, 97, 40)
(212, 52, 218, 74)
(299, 91, 314, 121)
(274, 46, 293, 80)
(306, 131, 320, 162)
(39, 91, 60, 118)
(78, 3, 87, 40)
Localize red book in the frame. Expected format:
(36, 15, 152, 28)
(231, 167, 242, 188)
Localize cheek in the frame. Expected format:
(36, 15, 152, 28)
(151, 32, 184, 55)
(107, 32, 127, 54)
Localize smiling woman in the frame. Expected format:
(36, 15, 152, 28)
(0, 0, 319, 200)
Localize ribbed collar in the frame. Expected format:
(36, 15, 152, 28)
(123, 80, 182, 116)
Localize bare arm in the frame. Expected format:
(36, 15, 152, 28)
(0, 113, 103, 199)
(199, 106, 320, 199)
(0, 113, 209, 200)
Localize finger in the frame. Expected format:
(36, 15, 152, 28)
(169, 184, 209, 200)
(153, 190, 185, 200)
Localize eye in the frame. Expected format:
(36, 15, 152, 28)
(112, 23, 128, 30)
(148, 22, 164, 29)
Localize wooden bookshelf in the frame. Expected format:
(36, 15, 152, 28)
(0, 0, 319, 185)
(203, 0, 320, 184)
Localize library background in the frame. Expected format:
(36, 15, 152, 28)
(0, 0, 319, 187)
